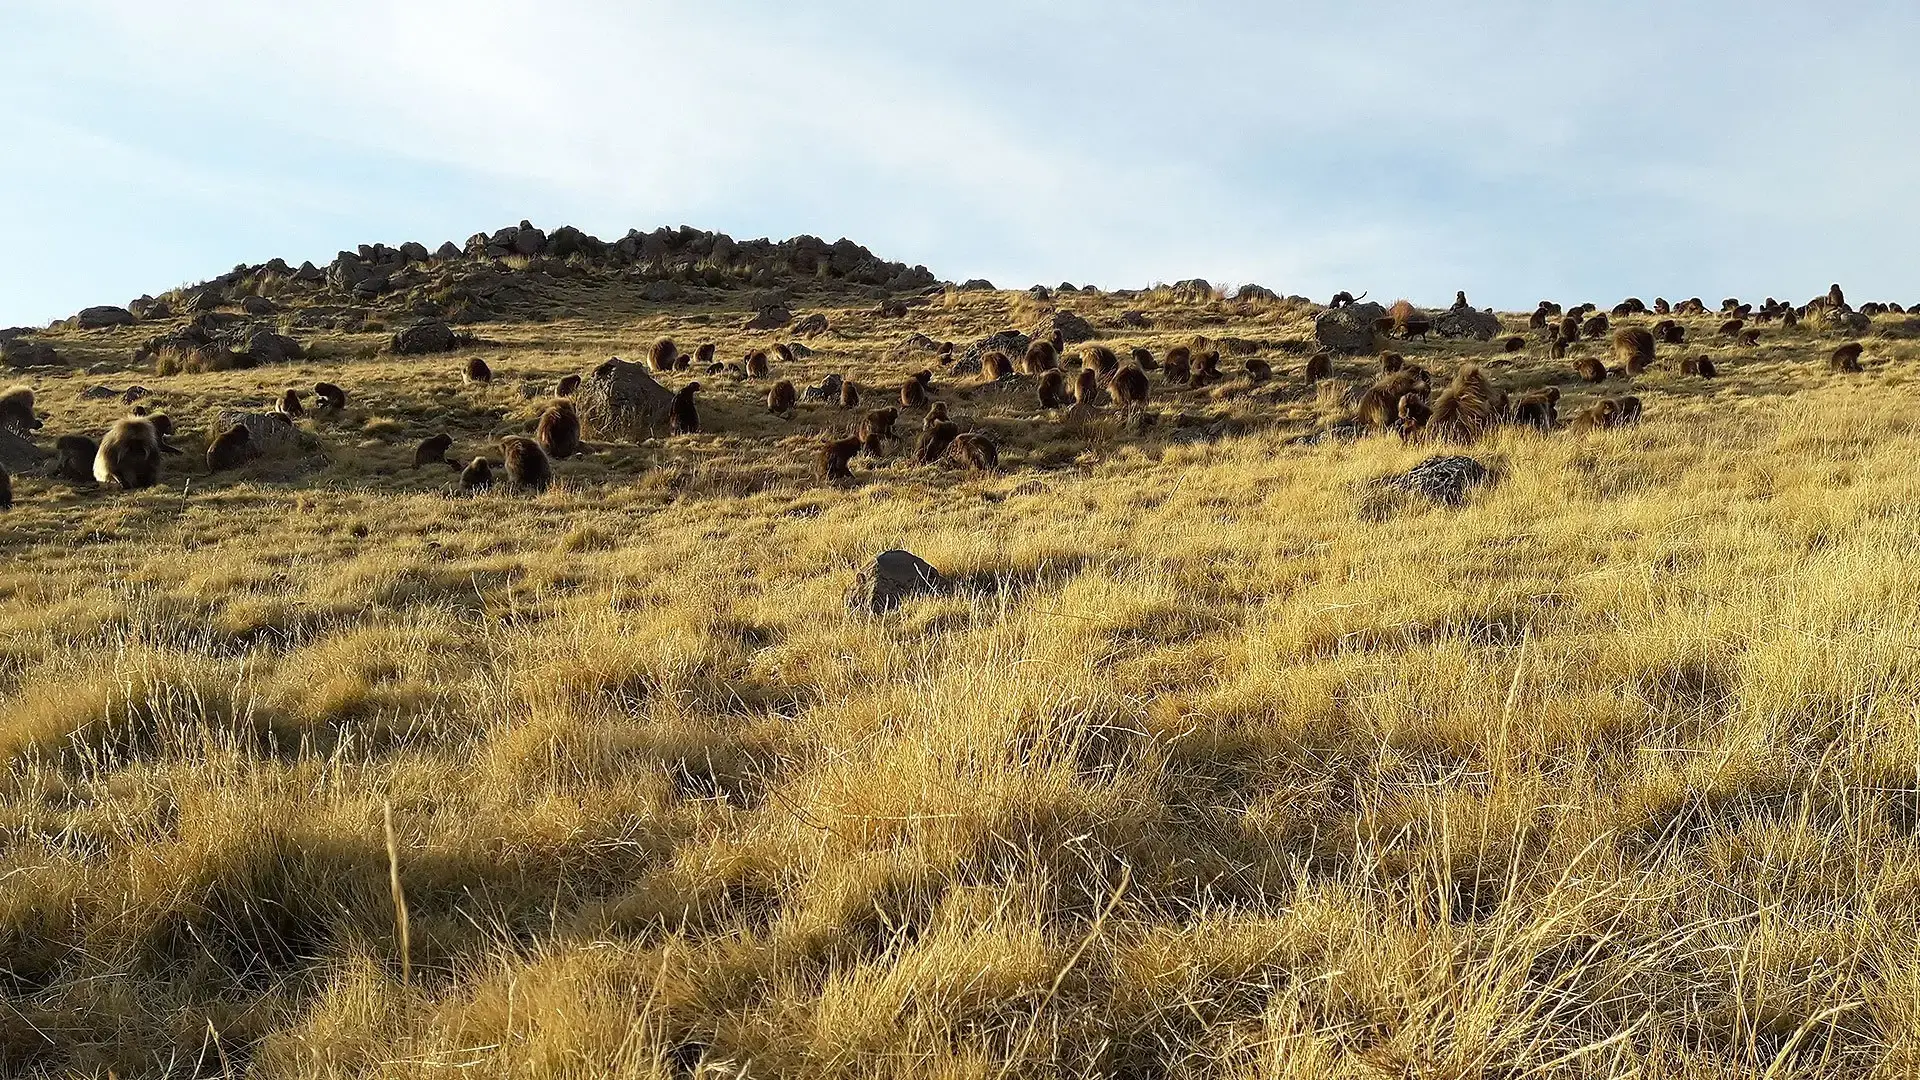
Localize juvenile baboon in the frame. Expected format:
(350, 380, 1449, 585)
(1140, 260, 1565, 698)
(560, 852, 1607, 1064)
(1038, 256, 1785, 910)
(460, 457, 493, 491)
(1189, 349, 1222, 387)
(1130, 347, 1157, 371)
(1612, 327, 1656, 374)
(52, 435, 97, 484)
(914, 417, 960, 464)
(1084, 345, 1120, 377)
(1379, 352, 1405, 374)
(1575, 356, 1608, 383)
(1654, 319, 1685, 345)
(1512, 387, 1560, 431)
(1503, 336, 1526, 353)
(1782, 307, 1799, 329)
(773, 342, 797, 367)
(556, 374, 581, 397)
(314, 382, 348, 410)
(671, 382, 701, 434)
(1717, 319, 1745, 338)
(500, 436, 550, 492)
(205, 423, 251, 474)
(1426, 363, 1496, 442)
(859, 407, 898, 455)
(695, 343, 716, 367)
(1550, 337, 1569, 360)
(1653, 298, 1671, 315)
(818, 436, 862, 482)
(649, 338, 677, 373)
(840, 379, 860, 409)
(94, 416, 165, 489)
(1395, 393, 1432, 440)
(0, 385, 42, 433)
(1162, 345, 1192, 385)
(465, 356, 492, 384)
(281, 388, 304, 417)
(1737, 329, 1761, 347)
(1075, 368, 1099, 405)
(1244, 357, 1272, 384)
(413, 432, 455, 468)
(1023, 340, 1059, 375)
(981, 351, 1013, 380)
(1680, 355, 1718, 378)
(1569, 400, 1619, 434)
(676, 355, 692, 371)
(1037, 369, 1069, 408)
(1329, 290, 1363, 308)
(537, 400, 582, 458)
(768, 380, 798, 417)
(1831, 342, 1865, 372)
(745, 350, 770, 377)
(1110, 366, 1150, 414)
(1581, 314, 1610, 339)
(1612, 395, 1643, 425)
(946, 432, 999, 472)
(1049, 329, 1065, 356)
(1357, 369, 1432, 430)
(0, 465, 9, 509)
(1305, 352, 1333, 383)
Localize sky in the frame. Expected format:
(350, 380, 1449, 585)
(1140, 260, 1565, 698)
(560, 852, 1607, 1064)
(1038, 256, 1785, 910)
(4, 1, 1919, 327)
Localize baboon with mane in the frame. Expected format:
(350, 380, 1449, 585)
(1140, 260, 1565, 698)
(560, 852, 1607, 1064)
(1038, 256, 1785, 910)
(649, 338, 677, 373)
(94, 417, 165, 489)
(501, 436, 550, 492)
(0, 385, 42, 433)
(537, 400, 582, 458)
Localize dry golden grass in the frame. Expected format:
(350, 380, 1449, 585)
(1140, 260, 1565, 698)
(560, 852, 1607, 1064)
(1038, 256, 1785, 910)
(5, 287, 1920, 1076)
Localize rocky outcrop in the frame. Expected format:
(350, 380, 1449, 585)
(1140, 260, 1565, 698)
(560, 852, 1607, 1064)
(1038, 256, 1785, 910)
(1030, 311, 1096, 345)
(1434, 307, 1502, 341)
(213, 410, 324, 462)
(389, 319, 460, 355)
(74, 306, 135, 330)
(744, 304, 793, 331)
(1314, 302, 1386, 353)
(575, 358, 676, 442)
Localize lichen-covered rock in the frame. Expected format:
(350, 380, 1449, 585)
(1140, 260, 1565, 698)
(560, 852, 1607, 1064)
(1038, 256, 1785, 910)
(1373, 455, 1495, 506)
(744, 304, 792, 331)
(390, 319, 459, 355)
(793, 313, 830, 337)
(1030, 310, 1096, 345)
(1823, 309, 1872, 336)
(801, 373, 843, 402)
(576, 358, 676, 442)
(1434, 307, 1502, 341)
(1314, 301, 1386, 353)
(846, 550, 948, 615)
(214, 410, 323, 461)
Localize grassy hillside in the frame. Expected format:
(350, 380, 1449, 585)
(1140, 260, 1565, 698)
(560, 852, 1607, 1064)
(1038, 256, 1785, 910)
(4, 272, 1920, 1077)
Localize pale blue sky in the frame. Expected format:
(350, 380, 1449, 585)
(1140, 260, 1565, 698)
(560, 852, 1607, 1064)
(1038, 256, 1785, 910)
(5, 1, 1918, 326)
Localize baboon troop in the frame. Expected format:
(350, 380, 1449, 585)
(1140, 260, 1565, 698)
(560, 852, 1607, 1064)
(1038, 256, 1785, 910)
(501, 435, 550, 492)
(413, 432, 455, 468)
(465, 356, 492, 384)
(768, 380, 798, 417)
(537, 400, 582, 458)
(206, 423, 252, 474)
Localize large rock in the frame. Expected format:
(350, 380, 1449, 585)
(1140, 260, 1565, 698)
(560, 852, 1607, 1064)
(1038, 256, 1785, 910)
(744, 304, 793, 331)
(1234, 284, 1279, 302)
(641, 280, 683, 303)
(957, 329, 1031, 375)
(1373, 456, 1495, 507)
(75, 305, 135, 330)
(846, 550, 948, 615)
(1168, 279, 1215, 303)
(1824, 309, 1872, 336)
(1314, 301, 1386, 353)
(1030, 310, 1096, 345)
(213, 410, 323, 461)
(800, 373, 843, 403)
(793, 313, 830, 337)
(1, 337, 59, 368)
(0, 429, 47, 473)
(390, 319, 460, 355)
(230, 326, 301, 365)
(1434, 306, 1502, 341)
(576, 358, 677, 442)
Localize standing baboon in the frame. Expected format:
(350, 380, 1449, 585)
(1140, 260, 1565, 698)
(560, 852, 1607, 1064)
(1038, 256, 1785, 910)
(206, 423, 252, 474)
(465, 356, 492, 384)
(1828, 283, 1846, 309)
(1612, 327, 1656, 374)
(94, 417, 165, 489)
(649, 338, 677, 373)
(1831, 342, 1865, 372)
(1023, 340, 1059, 375)
(840, 379, 860, 409)
(671, 382, 701, 434)
(818, 436, 862, 482)
(1037, 369, 1069, 409)
(537, 400, 582, 458)
(314, 382, 348, 410)
(281, 388, 304, 417)
(556, 374, 581, 397)
(1738, 329, 1761, 347)
(946, 432, 999, 471)
(0, 385, 41, 433)
(501, 436, 550, 492)
(413, 432, 455, 468)
(460, 457, 493, 491)
(768, 380, 798, 417)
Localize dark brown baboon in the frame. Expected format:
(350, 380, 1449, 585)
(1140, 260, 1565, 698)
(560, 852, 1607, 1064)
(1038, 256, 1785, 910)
(1512, 387, 1560, 431)
(981, 351, 1013, 380)
(1782, 307, 1799, 328)
(1575, 356, 1607, 383)
(859, 408, 898, 455)
(1569, 400, 1619, 434)
(1110, 366, 1150, 414)
(1612, 395, 1643, 425)
(0, 465, 9, 509)
(1379, 352, 1405, 374)
(1738, 329, 1761, 347)
(52, 435, 96, 484)
(1678, 298, 1706, 316)
(901, 374, 929, 409)
(1718, 319, 1745, 338)
(937, 341, 955, 361)
(914, 418, 959, 464)
(314, 382, 347, 410)
(818, 436, 862, 482)
(671, 382, 701, 434)
(1075, 367, 1099, 405)
(1503, 336, 1526, 353)
(537, 400, 582, 458)
(1189, 349, 1222, 387)
(1130, 347, 1157, 371)
(281, 388, 304, 417)
(1081, 345, 1118, 377)
(205, 423, 251, 474)
(1653, 298, 1671, 315)
(773, 342, 796, 366)
(767, 380, 798, 417)
(1550, 338, 1569, 360)
(1831, 342, 1865, 372)
(1162, 345, 1192, 384)
(946, 432, 999, 471)
(675, 355, 691, 371)
(1357, 370, 1432, 430)
(501, 435, 550, 492)
(413, 432, 454, 468)
(460, 457, 493, 491)
(1023, 340, 1059, 375)
(1244, 357, 1272, 384)
(1828, 283, 1846, 309)
(706, 362, 727, 375)
(1395, 393, 1432, 440)
(1048, 329, 1065, 356)
(94, 417, 164, 489)
(1720, 298, 1742, 314)
(840, 379, 860, 409)
(1680, 355, 1718, 378)
(1612, 327, 1656, 374)
(0, 385, 41, 433)
(1654, 320, 1684, 345)
(649, 338, 677, 373)
(1581, 314, 1609, 339)
(1426, 364, 1495, 442)
(556, 374, 581, 397)
(1305, 352, 1333, 383)
(1452, 290, 1470, 310)
(1529, 306, 1550, 330)
(1558, 315, 1581, 342)
(1038, 369, 1069, 409)
(1330, 290, 1363, 308)
(695, 343, 716, 367)
(465, 356, 492, 384)
(745, 350, 770, 377)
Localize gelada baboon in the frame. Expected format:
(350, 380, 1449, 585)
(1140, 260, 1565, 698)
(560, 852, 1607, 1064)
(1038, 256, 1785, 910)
(914, 417, 960, 464)
(1357, 369, 1432, 430)
(1557, 315, 1581, 342)
(314, 382, 348, 410)
(901, 373, 930, 409)
(413, 432, 455, 468)
(1653, 298, 1671, 315)
(465, 356, 492, 384)
(1244, 357, 1272, 384)
(745, 350, 770, 378)
(1023, 340, 1059, 375)
(946, 432, 999, 471)
(1084, 345, 1119, 377)
(1110, 366, 1149, 414)
(1612, 327, 1656, 374)
(1575, 356, 1607, 383)
(501, 435, 550, 492)
(859, 407, 898, 455)
(1738, 329, 1761, 347)
(1550, 338, 1570, 360)
(1529, 306, 1550, 330)
(461, 457, 493, 491)
(840, 379, 860, 409)
(1503, 336, 1526, 353)
(1612, 395, 1643, 425)
(1395, 393, 1431, 440)
(1680, 355, 1718, 378)
(1189, 349, 1222, 387)
(1828, 283, 1846, 309)
(0, 385, 42, 433)
(1075, 367, 1099, 405)
(1717, 319, 1745, 338)
(1379, 352, 1405, 374)
(981, 351, 1013, 380)
(818, 435, 862, 482)
(1581, 314, 1609, 339)
(695, 343, 716, 367)
(94, 416, 165, 489)
(1305, 352, 1332, 383)
(649, 337, 677, 373)
(767, 380, 798, 417)
(1131, 347, 1158, 371)
(1048, 328, 1065, 356)
(773, 342, 796, 366)
(556, 374, 581, 397)
(1782, 307, 1799, 329)
(1452, 290, 1470, 310)
(1831, 342, 1865, 372)
(1037, 369, 1069, 409)
(1512, 387, 1560, 430)
(671, 382, 701, 434)
(537, 400, 582, 458)
(1426, 363, 1495, 442)
(281, 388, 304, 417)
(206, 423, 251, 474)
(1569, 399, 1619, 434)
(1162, 345, 1192, 385)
